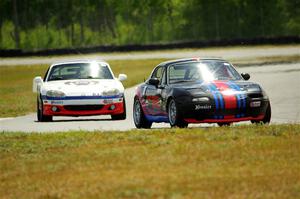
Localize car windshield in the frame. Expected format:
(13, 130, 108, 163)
(168, 61, 242, 84)
(47, 63, 114, 81)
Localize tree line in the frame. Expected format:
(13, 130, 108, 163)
(0, 0, 299, 50)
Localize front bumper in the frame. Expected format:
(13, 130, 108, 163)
(176, 94, 269, 123)
(42, 96, 124, 116)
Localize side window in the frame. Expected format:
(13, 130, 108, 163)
(161, 69, 166, 85)
(151, 66, 167, 85)
(44, 67, 50, 81)
(151, 66, 163, 79)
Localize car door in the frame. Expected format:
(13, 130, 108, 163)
(144, 66, 166, 116)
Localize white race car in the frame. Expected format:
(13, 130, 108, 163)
(33, 60, 127, 122)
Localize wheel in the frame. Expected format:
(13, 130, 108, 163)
(217, 122, 232, 127)
(168, 98, 188, 128)
(37, 96, 52, 122)
(111, 98, 126, 120)
(133, 97, 152, 128)
(251, 102, 271, 124)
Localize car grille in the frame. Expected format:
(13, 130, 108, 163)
(64, 105, 104, 111)
(248, 93, 263, 98)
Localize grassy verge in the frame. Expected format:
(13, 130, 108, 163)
(1, 124, 300, 198)
(0, 59, 166, 117)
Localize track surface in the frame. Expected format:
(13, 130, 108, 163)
(1, 63, 299, 132)
(1, 45, 299, 66)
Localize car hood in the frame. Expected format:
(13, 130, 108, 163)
(174, 80, 262, 94)
(41, 79, 124, 96)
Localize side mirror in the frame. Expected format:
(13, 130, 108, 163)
(118, 74, 127, 82)
(149, 78, 160, 87)
(33, 76, 43, 92)
(241, 73, 250, 81)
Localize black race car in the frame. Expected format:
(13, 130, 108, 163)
(133, 58, 271, 128)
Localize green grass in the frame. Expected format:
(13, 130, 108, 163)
(0, 59, 166, 117)
(0, 64, 48, 117)
(1, 124, 300, 198)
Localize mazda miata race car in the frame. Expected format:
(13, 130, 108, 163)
(133, 58, 271, 128)
(33, 60, 127, 122)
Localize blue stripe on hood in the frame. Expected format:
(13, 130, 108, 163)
(205, 84, 219, 110)
(229, 82, 246, 109)
(209, 83, 224, 109)
(227, 81, 241, 109)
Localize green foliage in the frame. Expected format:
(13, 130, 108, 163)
(0, 0, 299, 50)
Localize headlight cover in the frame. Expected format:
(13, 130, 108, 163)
(246, 84, 262, 92)
(192, 97, 210, 102)
(102, 88, 120, 96)
(46, 90, 65, 97)
(188, 88, 207, 96)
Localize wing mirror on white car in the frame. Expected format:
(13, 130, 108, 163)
(118, 74, 127, 82)
(33, 76, 43, 93)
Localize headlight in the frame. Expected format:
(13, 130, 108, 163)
(192, 97, 210, 102)
(246, 85, 261, 92)
(46, 90, 65, 97)
(102, 88, 120, 96)
(188, 88, 207, 96)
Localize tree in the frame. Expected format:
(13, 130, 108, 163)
(12, 0, 20, 48)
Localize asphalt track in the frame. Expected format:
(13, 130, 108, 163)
(1, 62, 299, 132)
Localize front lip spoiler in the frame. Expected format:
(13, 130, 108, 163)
(184, 115, 264, 123)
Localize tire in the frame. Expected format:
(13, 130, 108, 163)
(251, 102, 271, 124)
(111, 98, 126, 120)
(37, 96, 52, 122)
(217, 122, 231, 127)
(168, 98, 188, 128)
(133, 97, 152, 129)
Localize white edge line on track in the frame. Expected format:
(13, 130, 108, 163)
(0, 117, 15, 121)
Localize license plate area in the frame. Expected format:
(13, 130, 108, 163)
(250, 101, 261, 107)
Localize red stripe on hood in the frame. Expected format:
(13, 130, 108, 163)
(212, 81, 237, 109)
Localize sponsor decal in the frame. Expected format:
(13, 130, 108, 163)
(51, 100, 63, 105)
(103, 99, 113, 104)
(65, 81, 99, 86)
(195, 104, 212, 110)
